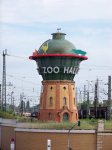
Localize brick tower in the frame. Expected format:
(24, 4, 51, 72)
(29, 31, 87, 122)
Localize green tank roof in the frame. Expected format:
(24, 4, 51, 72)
(38, 32, 76, 54)
(29, 31, 88, 81)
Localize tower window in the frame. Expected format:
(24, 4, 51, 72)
(49, 97, 53, 106)
(74, 98, 76, 105)
(63, 97, 67, 105)
(63, 86, 66, 90)
(76, 113, 78, 120)
(49, 112, 52, 120)
(50, 86, 53, 90)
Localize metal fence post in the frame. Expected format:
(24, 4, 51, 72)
(47, 139, 51, 150)
(10, 138, 15, 150)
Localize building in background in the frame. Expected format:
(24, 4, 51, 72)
(29, 30, 87, 122)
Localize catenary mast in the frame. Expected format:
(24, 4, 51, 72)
(2, 50, 7, 111)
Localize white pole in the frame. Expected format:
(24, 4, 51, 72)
(47, 139, 51, 150)
(10, 138, 15, 150)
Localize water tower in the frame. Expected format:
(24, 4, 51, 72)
(29, 30, 88, 122)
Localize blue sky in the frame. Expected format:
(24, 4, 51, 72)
(0, 0, 112, 105)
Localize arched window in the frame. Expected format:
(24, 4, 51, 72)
(63, 113, 69, 121)
(49, 97, 53, 106)
(63, 97, 67, 105)
(74, 98, 76, 105)
(49, 112, 52, 120)
(76, 113, 78, 120)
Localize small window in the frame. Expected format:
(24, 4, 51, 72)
(49, 113, 52, 120)
(49, 97, 53, 106)
(74, 98, 76, 105)
(50, 86, 53, 90)
(63, 86, 66, 90)
(63, 97, 67, 105)
(76, 113, 78, 120)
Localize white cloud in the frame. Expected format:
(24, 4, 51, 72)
(1, 0, 112, 24)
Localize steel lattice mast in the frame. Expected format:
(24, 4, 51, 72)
(107, 75, 111, 119)
(2, 50, 7, 111)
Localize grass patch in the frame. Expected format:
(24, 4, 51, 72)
(17, 119, 98, 130)
(104, 120, 112, 130)
(79, 119, 97, 130)
(18, 122, 76, 130)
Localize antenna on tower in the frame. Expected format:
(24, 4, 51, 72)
(57, 28, 61, 32)
(2, 49, 7, 111)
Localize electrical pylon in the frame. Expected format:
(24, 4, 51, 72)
(2, 49, 7, 111)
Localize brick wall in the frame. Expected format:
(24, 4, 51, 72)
(15, 129, 96, 150)
(1, 124, 112, 150)
(102, 133, 112, 150)
(1, 125, 15, 150)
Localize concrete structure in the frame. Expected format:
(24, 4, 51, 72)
(29, 31, 88, 122)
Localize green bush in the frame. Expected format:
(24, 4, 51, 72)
(0, 110, 17, 119)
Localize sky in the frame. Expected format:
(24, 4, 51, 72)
(0, 0, 112, 106)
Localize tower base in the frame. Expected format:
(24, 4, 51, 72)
(39, 80, 78, 122)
